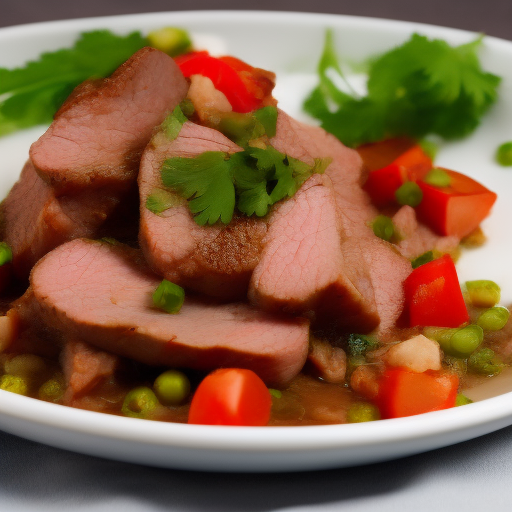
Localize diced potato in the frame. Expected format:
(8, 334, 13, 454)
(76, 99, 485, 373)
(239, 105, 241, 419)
(188, 74, 232, 122)
(384, 334, 442, 373)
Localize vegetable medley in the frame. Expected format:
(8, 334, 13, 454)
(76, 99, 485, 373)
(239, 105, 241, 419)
(0, 26, 509, 427)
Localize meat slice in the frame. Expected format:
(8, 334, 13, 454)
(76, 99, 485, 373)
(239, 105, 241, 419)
(138, 122, 267, 300)
(3, 48, 188, 278)
(249, 173, 378, 332)
(29, 239, 309, 385)
(392, 205, 460, 260)
(269, 110, 412, 332)
(30, 47, 188, 193)
(2, 161, 130, 277)
(61, 339, 119, 404)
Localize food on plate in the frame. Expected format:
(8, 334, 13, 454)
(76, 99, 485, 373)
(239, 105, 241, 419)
(0, 28, 508, 427)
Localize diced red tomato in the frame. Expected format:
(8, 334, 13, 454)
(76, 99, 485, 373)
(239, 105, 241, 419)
(363, 144, 432, 207)
(416, 168, 497, 238)
(404, 254, 469, 328)
(377, 367, 459, 419)
(188, 368, 272, 426)
(174, 51, 274, 113)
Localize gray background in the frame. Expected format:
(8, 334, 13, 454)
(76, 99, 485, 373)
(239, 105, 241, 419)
(1, 1, 512, 511)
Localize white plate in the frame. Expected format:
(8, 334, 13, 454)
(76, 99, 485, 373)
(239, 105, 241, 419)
(0, 11, 512, 473)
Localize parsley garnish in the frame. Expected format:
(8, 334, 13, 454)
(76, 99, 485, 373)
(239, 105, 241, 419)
(304, 31, 501, 147)
(160, 148, 330, 226)
(0, 28, 193, 138)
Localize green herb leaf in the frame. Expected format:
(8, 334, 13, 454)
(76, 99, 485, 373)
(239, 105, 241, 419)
(0, 30, 148, 135)
(305, 31, 501, 147)
(146, 188, 184, 214)
(161, 152, 237, 225)
(161, 104, 188, 140)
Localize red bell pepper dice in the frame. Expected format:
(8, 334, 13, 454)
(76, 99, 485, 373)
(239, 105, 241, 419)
(404, 254, 469, 327)
(175, 51, 273, 113)
(364, 145, 433, 207)
(188, 368, 272, 426)
(377, 368, 459, 419)
(416, 169, 497, 238)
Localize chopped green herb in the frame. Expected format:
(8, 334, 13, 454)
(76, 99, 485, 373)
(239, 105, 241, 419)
(419, 140, 439, 160)
(372, 215, 395, 242)
(395, 181, 423, 207)
(477, 306, 510, 331)
(161, 104, 189, 140)
(0, 28, 193, 138)
(152, 279, 185, 314)
(423, 168, 451, 188)
(348, 333, 379, 357)
(269, 388, 282, 399)
(146, 188, 183, 215)
(496, 141, 512, 166)
(146, 27, 192, 57)
(161, 144, 328, 226)
(455, 394, 473, 406)
(468, 348, 503, 376)
(304, 31, 501, 147)
(411, 251, 434, 269)
(0, 242, 12, 266)
(465, 280, 500, 308)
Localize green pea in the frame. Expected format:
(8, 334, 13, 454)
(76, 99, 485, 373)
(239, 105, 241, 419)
(146, 27, 192, 57)
(423, 168, 451, 188)
(449, 325, 483, 357)
(466, 280, 501, 308)
(152, 280, 185, 314)
(38, 377, 64, 402)
(372, 215, 395, 242)
(496, 141, 512, 167)
(395, 181, 423, 207)
(468, 348, 503, 376)
(122, 387, 160, 419)
(477, 306, 510, 331)
(423, 327, 459, 353)
(0, 374, 28, 395)
(153, 370, 190, 406)
(455, 394, 473, 406)
(347, 402, 380, 423)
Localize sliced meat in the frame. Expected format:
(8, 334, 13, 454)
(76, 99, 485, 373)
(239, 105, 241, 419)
(2, 161, 131, 278)
(28, 239, 309, 385)
(138, 122, 267, 300)
(393, 205, 460, 260)
(249, 174, 378, 332)
(4, 48, 188, 278)
(270, 110, 412, 332)
(30, 47, 188, 193)
(61, 339, 119, 404)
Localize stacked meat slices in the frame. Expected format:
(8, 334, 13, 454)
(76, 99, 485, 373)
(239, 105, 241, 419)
(6, 48, 416, 400)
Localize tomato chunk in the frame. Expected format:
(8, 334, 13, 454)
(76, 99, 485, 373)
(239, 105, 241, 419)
(175, 51, 274, 113)
(416, 169, 497, 238)
(404, 254, 469, 327)
(188, 368, 272, 426)
(363, 144, 432, 207)
(377, 368, 459, 419)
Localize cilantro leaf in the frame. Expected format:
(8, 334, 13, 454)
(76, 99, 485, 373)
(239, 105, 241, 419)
(0, 30, 148, 136)
(160, 142, 328, 226)
(161, 152, 236, 225)
(305, 31, 501, 147)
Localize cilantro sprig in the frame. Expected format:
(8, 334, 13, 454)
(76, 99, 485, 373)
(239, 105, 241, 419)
(0, 28, 192, 137)
(304, 31, 501, 147)
(161, 148, 329, 226)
